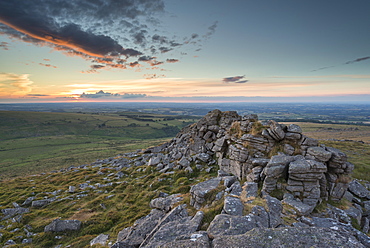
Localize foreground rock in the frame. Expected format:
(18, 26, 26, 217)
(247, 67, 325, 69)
(212, 227, 365, 248)
(44, 218, 81, 232)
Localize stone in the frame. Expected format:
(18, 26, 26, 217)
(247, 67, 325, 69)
(161, 231, 211, 248)
(330, 182, 349, 201)
(148, 156, 161, 166)
(284, 144, 295, 155)
(222, 176, 237, 188)
(310, 217, 370, 247)
(141, 210, 203, 248)
(207, 214, 258, 236)
(362, 217, 370, 233)
(265, 195, 282, 228)
(22, 197, 35, 206)
(149, 194, 183, 212)
(22, 238, 32, 244)
(4, 240, 16, 245)
(68, 186, 76, 193)
(326, 146, 347, 168)
(196, 153, 210, 163)
(90, 234, 109, 246)
(348, 180, 370, 199)
(300, 136, 319, 147)
(178, 157, 191, 168)
(243, 182, 258, 198)
(1, 207, 29, 220)
(229, 181, 242, 196)
(267, 121, 285, 141)
(251, 205, 269, 228)
(31, 199, 51, 208)
(212, 227, 365, 248)
(306, 146, 332, 162)
(264, 154, 295, 178)
(223, 196, 243, 216)
(251, 158, 270, 167)
(287, 124, 302, 133)
(345, 206, 363, 226)
(282, 193, 315, 216)
(44, 218, 81, 232)
(285, 132, 302, 140)
(190, 178, 221, 209)
(289, 159, 327, 175)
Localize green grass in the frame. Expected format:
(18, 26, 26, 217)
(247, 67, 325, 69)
(0, 111, 197, 180)
(0, 160, 217, 247)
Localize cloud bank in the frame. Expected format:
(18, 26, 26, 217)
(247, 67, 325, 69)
(0, 73, 34, 96)
(80, 90, 146, 99)
(0, 0, 217, 74)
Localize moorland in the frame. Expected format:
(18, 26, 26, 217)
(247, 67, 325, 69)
(0, 103, 369, 247)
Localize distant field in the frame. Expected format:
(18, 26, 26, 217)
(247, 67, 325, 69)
(0, 111, 198, 179)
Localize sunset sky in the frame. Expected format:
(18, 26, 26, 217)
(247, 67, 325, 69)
(0, 0, 369, 103)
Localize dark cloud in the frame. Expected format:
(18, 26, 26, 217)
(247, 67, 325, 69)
(204, 21, 218, 38)
(166, 59, 179, 63)
(80, 90, 146, 99)
(152, 34, 168, 44)
(0, 41, 9, 50)
(129, 61, 140, 67)
(138, 56, 155, 62)
(0, 0, 218, 76)
(91, 65, 106, 70)
(345, 56, 370, 64)
(159, 47, 172, 53)
(132, 29, 148, 45)
(0, 0, 159, 70)
(222, 75, 248, 84)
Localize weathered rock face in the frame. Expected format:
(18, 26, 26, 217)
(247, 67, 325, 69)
(190, 177, 221, 210)
(146, 109, 353, 214)
(103, 109, 368, 248)
(212, 227, 365, 248)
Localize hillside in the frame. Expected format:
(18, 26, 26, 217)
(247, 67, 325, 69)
(0, 109, 370, 247)
(0, 111, 198, 179)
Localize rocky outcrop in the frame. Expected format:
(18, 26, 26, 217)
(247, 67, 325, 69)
(2, 109, 367, 247)
(108, 109, 368, 248)
(144, 109, 354, 215)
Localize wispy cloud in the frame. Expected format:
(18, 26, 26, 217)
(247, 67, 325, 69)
(312, 56, 370, 72)
(222, 75, 248, 84)
(39, 63, 57, 68)
(0, 73, 34, 96)
(345, 56, 370, 64)
(166, 59, 179, 63)
(0, 41, 9, 50)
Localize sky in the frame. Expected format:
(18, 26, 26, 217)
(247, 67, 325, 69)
(0, 0, 369, 103)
